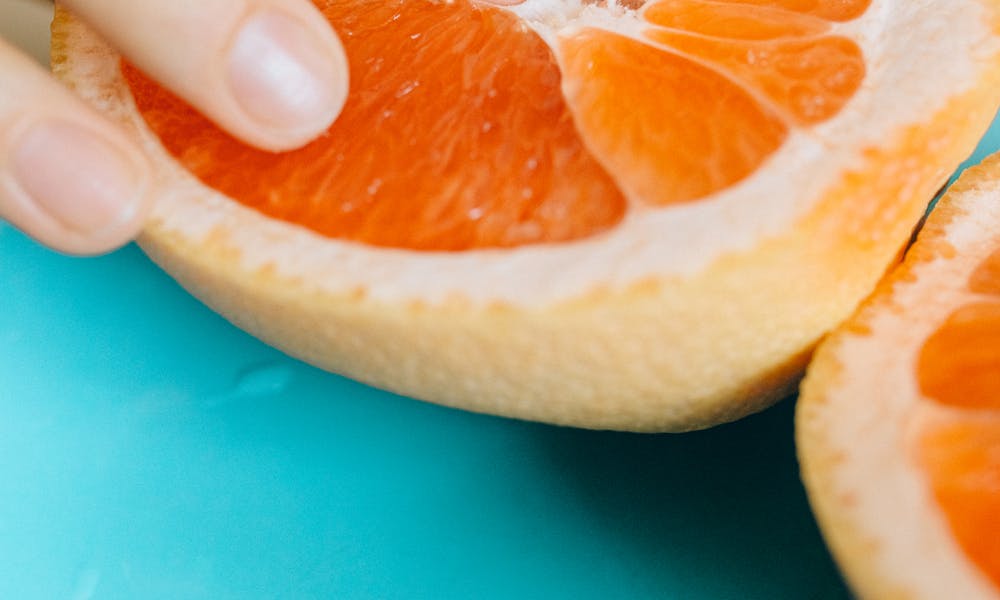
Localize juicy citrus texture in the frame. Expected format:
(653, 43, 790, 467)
(560, 32, 789, 206)
(918, 303, 1000, 411)
(916, 250, 1000, 589)
(123, 1, 626, 251)
(123, 0, 868, 251)
(643, 1, 831, 39)
(697, 0, 870, 21)
(640, 33, 865, 125)
(918, 420, 1000, 591)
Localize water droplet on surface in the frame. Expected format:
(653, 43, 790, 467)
(70, 568, 101, 600)
(233, 364, 293, 398)
(230, 363, 295, 400)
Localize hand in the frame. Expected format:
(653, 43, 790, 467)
(0, 0, 348, 254)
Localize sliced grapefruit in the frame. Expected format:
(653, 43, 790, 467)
(52, 0, 1000, 430)
(798, 154, 1000, 598)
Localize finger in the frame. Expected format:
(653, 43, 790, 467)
(60, 0, 349, 152)
(0, 39, 150, 255)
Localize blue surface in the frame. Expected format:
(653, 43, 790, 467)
(2, 116, 999, 599)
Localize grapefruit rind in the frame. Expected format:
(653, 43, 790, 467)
(797, 155, 1000, 598)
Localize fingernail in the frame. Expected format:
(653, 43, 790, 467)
(10, 120, 145, 234)
(227, 10, 347, 136)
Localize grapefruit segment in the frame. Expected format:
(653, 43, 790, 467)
(559, 29, 788, 206)
(124, 0, 627, 251)
(709, 0, 871, 21)
(918, 418, 1000, 591)
(643, 0, 830, 40)
(645, 31, 865, 124)
(917, 302, 1000, 411)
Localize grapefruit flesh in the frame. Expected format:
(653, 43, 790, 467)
(122, 0, 866, 250)
(917, 250, 1000, 590)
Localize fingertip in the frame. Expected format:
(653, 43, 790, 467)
(58, 183, 150, 256)
(2, 118, 152, 256)
(60, 0, 350, 153)
(224, 8, 349, 151)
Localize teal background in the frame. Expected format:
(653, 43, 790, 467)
(1, 116, 998, 599)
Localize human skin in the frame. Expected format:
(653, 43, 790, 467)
(0, 0, 348, 254)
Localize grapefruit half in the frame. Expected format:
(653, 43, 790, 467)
(52, 0, 1000, 430)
